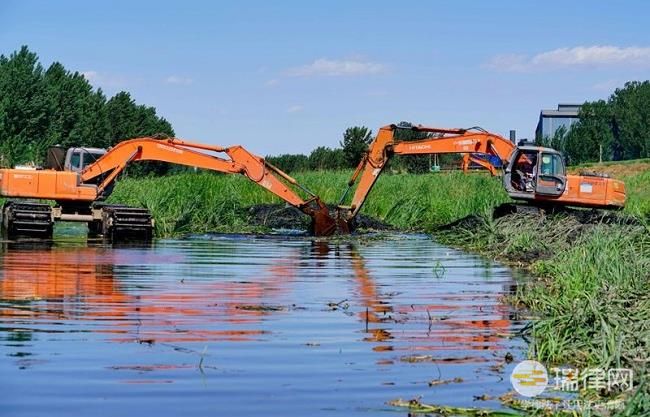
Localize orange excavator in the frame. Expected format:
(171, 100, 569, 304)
(335, 123, 626, 232)
(0, 137, 338, 241)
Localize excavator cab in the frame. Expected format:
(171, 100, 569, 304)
(45, 146, 106, 172)
(504, 146, 567, 200)
(65, 147, 106, 173)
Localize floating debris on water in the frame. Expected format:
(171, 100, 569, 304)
(428, 377, 464, 387)
(387, 398, 521, 416)
(235, 304, 285, 312)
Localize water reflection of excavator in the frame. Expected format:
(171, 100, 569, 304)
(0, 138, 337, 241)
(0, 245, 296, 343)
(0, 241, 512, 360)
(0, 241, 514, 353)
(336, 124, 626, 232)
(320, 241, 514, 353)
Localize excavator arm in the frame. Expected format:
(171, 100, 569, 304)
(461, 153, 502, 175)
(80, 137, 337, 236)
(336, 124, 515, 228)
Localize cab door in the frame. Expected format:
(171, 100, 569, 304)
(535, 152, 566, 196)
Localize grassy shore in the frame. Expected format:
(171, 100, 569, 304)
(108, 161, 648, 235)
(435, 163, 649, 415)
(107, 169, 511, 235)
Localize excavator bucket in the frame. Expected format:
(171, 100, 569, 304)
(309, 199, 351, 236)
(311, 208, 337, 236)
(310, 204, 338, 236)
(335, 218, 352, 235)
(334, 207, 354, 235)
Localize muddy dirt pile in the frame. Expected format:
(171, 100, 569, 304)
(247, 204, 392, 232)
(437, 203, 639, 233)
(435, 203, 641, 264)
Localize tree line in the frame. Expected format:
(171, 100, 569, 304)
(0, 46, 174, 174)
(537, 81, 650, 164)
(267, 126, 370, 172)
(275, 82, 650, 173)
(3, 46, 646, 175)
(267, 123, 454, 173)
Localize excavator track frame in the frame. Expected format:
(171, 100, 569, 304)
(1, 201, 54, 239)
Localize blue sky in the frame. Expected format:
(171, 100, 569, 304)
(1, 1, 649, 155)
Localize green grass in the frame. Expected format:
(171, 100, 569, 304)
(108, 163, 648, 237)
(623, 169, 650, 217)
(432, 165, 650, 415)
(575, 157, 650, 168)
(438, 216, 649, 415)
(439, 214, 649, 365)
(107, 170, 509, 236)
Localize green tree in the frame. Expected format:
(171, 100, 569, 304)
(536, 125, 567, 154)
(340, 126, 372, 167)
(0, 46, 50, 165)
(308, 146, 345, 170)
(266, 153, 310, 173)
(0, 46, 175, 171)
(610, 81, 650, 160)
(105, 91, 175, 176)
(44, 63, 110, 151)
(560, 81, 650, 164)
(564, 101, 613, 164)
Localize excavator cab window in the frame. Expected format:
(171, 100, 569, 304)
(65, 148, 107, 173)
(81, 151, 105, 169)
(535, 152, 566, 196)
(70, 152, 82, 170)
(510, 150, 538, 193)
(540, 153, 562, 176)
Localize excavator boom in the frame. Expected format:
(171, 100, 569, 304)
(82, 138, 309, 206)
(339, 124, 516, 220)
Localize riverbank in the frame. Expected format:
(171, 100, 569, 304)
(107, 169, 509, 236)
(435, 210, 649, 415)
(433, 163, 649, 416)
(108, 161, 648, 236)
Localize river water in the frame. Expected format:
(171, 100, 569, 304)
(0, 233, 528, 416)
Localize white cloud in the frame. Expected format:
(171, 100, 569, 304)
(593, 79, 622, 92)
(81, 70, 127, 88)
(287, 105, 303, 113)
(165, 75, 193, 85)
(287, 58, 385, 77)
(265, 78, 280, 87)
(81, 70, 98, 81)
(485, 46, 650, 72)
